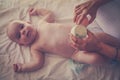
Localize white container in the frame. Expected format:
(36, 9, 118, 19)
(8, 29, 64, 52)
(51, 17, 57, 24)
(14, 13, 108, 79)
(71, 25, 88, 39)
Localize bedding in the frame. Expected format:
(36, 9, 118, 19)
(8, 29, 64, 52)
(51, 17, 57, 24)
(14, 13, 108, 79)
(0, 0, 120, 80)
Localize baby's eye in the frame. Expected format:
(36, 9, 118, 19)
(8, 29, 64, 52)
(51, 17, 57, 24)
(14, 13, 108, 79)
(16, 33, 21, 39)
(19, 24, 24, 29)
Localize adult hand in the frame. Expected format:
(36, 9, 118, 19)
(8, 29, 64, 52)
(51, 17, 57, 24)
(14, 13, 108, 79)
(74, 0, 99, 25)
(70, 30, 102, 52)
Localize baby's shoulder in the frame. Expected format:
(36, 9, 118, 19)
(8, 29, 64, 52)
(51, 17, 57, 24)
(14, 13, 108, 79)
(38, 19, 48, 24)
(30, 43, 43, 52)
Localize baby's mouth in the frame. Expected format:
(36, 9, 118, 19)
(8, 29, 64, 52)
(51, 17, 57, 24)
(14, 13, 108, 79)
(27, 31, 31, 38)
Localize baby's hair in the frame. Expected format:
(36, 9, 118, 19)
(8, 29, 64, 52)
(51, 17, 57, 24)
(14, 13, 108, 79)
(6, 19, 17, 41)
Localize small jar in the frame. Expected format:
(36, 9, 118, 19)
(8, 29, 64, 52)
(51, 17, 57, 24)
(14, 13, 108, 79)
(70, 25, 88, 39)
(71, 14, 91, 39)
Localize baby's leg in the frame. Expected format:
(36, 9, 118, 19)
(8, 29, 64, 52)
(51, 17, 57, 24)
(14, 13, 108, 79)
(71, 50, 109, 64)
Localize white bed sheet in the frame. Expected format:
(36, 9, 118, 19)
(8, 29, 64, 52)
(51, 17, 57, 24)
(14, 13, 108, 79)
(0, 0, 120, 80)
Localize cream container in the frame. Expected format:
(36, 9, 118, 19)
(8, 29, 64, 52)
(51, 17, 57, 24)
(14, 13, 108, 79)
(71, 25, 88, 39)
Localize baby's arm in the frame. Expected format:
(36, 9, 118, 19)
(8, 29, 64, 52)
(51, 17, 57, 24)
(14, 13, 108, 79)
(13, 49, 44, 72)
(29, 8, 55, 23)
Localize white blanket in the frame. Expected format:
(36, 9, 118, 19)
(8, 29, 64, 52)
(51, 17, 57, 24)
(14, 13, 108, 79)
(0, 0, 120, 80)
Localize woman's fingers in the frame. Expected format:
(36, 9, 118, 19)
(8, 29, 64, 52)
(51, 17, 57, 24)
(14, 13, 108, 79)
(74, 14, 84, 24)
(70, 34, 83, 43)
(74, 0, 97, 25)
(75, 6, 81, 14)
(70, 34, 80, 49)
(70, 34, 77, 42)
(74, 14, 78, 23)
(74, 7, 88, 25)
(75, 6, 85, 15)
(77, 14, 84, 25)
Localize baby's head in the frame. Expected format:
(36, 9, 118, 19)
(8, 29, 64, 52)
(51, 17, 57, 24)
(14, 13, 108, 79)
(7, 20, 37, 46)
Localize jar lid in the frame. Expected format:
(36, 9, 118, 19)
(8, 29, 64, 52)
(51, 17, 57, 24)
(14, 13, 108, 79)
(71, 25, 87, 38)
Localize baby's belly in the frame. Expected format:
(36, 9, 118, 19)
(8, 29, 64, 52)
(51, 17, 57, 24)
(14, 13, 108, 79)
(49, 46, 75, 58)
(40, 23, 75, 57)
(44, 41, 75, 58)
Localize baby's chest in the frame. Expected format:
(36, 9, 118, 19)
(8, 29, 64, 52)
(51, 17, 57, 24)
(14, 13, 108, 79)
(39, 37, 68, 53)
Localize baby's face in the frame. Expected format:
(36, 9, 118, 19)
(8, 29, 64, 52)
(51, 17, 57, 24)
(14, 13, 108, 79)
(7, 20, 37, 45)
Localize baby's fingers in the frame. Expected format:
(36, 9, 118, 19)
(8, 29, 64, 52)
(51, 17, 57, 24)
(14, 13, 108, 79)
(28, 7, 34, 13)
(13, 64, 18, 72)
(13, 63, 22, 72)
(29, 8, 37, 16)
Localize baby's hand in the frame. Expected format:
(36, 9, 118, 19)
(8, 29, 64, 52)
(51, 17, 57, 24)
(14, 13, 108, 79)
(28, 7, 38, 16)
(13, 63, 22, 72)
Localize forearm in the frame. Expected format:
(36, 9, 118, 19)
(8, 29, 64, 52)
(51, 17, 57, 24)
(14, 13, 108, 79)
(99, 42, 120, 61)
(95, 33, 120, 48)
(36, 8, 52, 16)
(20, 50, 44, 72)
(92, 0, 113, 7)
(37, 8, 55, 22)
(21, 61, 44, 72)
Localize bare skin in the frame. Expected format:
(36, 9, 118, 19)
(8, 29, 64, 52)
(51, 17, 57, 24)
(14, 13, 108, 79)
(74, 0, 113, 24)
(7, 8, 108, 73)
(72, 0, 120, 62)
(70, 30, 120, 61)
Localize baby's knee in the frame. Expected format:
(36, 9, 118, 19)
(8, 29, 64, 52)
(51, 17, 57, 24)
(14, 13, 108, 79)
(70, 51, 107, 64)
(88, 54, 107, 64)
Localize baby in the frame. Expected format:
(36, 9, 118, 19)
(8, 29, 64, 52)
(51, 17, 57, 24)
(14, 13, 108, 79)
(7, 8, 107, 73)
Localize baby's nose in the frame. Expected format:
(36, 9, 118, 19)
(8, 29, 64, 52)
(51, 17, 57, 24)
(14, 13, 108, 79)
(20, 29, 26, 35)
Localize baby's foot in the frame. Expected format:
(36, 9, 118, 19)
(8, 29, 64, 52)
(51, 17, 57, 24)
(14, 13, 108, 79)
(13, 63, 22, 72)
